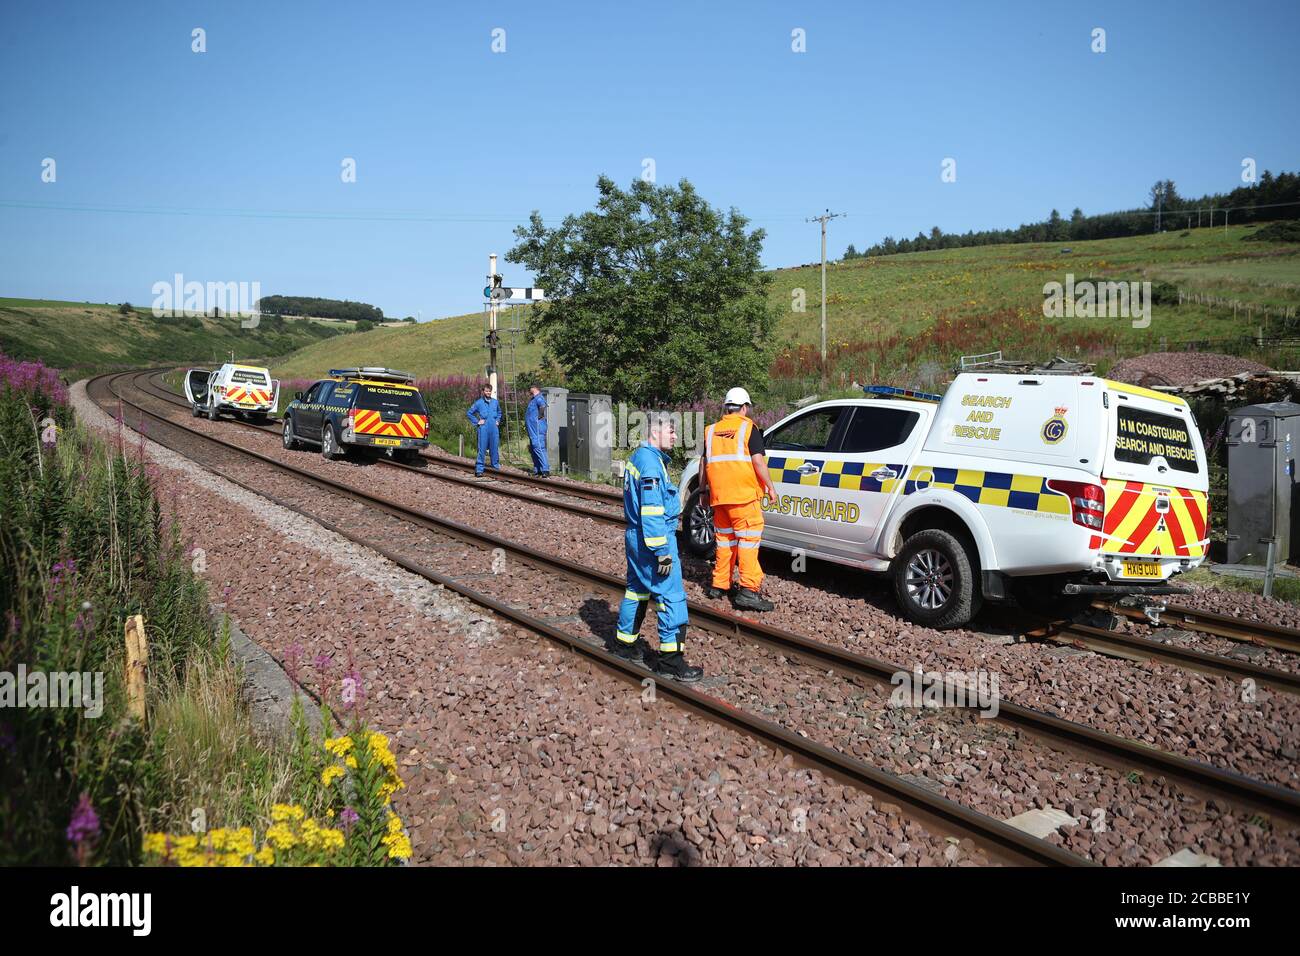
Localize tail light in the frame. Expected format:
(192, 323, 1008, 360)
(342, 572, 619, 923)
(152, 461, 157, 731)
(344, 410, 356, 440)
(1047, 479, 1105, 530)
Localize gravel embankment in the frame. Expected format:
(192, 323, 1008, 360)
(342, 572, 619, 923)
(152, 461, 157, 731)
(76, 380, 982, 866)
(111, 381, 1300, 864)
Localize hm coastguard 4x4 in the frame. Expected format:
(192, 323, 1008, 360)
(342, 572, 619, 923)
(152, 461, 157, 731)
(281, 368, 430, 463)
(184, 363, 280, 423)
(679, 374, 1209, 629)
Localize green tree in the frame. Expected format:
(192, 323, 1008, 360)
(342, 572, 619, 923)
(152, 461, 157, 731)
(507, 176, 775, 405)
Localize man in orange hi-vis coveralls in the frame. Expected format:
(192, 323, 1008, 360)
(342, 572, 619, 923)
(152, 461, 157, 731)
(700, 387, 778, 612)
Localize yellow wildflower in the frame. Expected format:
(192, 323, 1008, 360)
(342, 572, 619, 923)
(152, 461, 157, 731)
(271, 803, 306, 823)
(254, 845, 275, 866)
(321, 764, 346, 786)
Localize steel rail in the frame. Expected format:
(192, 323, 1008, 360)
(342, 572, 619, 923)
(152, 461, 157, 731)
(91, 369, 1087, 866)
(139, 371, 625, 521)
(102, 370, 1300, 829)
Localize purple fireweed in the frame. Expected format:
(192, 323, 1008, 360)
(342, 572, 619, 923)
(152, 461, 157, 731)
(66, 793, 100, 864)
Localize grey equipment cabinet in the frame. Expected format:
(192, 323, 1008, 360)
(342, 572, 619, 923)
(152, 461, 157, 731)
(1225, 401, 1300, 565)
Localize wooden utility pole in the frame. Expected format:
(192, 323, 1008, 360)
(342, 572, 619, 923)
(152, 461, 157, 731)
(805, 209, 845, 364)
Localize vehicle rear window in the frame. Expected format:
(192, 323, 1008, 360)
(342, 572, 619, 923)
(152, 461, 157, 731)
(356, 385, 426, 414)
(1113, 404, 1199, 473)
(840, 407, 919, 454)
(230, 369, 269, 385)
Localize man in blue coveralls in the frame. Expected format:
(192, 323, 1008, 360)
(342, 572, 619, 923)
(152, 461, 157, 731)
(525, 383, 550, 477)
(609, 411, 703, 682)
(466, 383, 502, 477)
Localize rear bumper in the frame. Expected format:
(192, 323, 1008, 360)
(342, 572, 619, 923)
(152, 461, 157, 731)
(347, 433, 429, 450)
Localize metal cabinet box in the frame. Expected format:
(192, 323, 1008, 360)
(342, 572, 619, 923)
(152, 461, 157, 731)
(542, 387, 568, 471)
(1225, 402, 1300, 565)
(565, 393, 613, 478)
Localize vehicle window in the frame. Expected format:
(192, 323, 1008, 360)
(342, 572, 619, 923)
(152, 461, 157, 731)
(356, 385, 427, 414)
(305, 382, 328, 404)
(1113, 404, 1199, 474)
(765, 407, 846, 452)
(330, 383, 357, 407)
(840, 407, 920, 454)
(230, 368, 269, 386)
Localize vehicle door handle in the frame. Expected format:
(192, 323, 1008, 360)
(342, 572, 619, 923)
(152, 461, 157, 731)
(796, 463, 820, 475)
(870, 468, 897, 481)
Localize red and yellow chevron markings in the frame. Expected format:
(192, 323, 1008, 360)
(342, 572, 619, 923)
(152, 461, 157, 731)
(352, 410, 429, 439)
(1096, 479, 1208, 557)
(225, 386, 272, 405)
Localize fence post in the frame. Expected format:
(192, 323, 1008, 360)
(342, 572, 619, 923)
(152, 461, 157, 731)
(125, 614, 148, 722)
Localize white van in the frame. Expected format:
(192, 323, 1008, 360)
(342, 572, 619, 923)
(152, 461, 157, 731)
(678, 375, 1210, 628)
(184, 363, 280, 423)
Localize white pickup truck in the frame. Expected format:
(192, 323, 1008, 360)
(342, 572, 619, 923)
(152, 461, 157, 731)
(184, 363, 280, 424)
(678, 375, 1210, 628)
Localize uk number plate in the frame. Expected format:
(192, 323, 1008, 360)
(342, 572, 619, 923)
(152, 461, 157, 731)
(372, 437, 400, 447)
(1121, 559, 1162, 578)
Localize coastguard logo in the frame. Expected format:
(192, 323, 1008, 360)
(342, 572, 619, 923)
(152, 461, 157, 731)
(1041, 406, 1069, 445)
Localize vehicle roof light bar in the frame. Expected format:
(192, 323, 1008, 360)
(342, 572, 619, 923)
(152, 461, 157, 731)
(862, 384, 943, 403)
(328, 367, 416, 384)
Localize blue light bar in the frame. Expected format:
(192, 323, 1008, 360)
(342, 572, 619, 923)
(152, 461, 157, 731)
(863, 384, 943, 403)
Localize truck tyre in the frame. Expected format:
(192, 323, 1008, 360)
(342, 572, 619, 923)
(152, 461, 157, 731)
(682, 486, 715, 557)
(891, 528, 982, 629)
(282, 415, 300, 451)
(321, 423, 342, 461)
(191, 402, 202, 418)
(206, 402, 219, 421)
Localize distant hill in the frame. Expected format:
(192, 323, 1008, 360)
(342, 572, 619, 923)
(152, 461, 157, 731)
(271, 309, 543, 384)
(0, 299, 348, 380)
(270, 224, 1300, 389)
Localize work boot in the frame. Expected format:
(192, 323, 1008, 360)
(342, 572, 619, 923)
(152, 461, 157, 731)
(703, 585, 731, 600)
(653, 651, 703, 683)
(733, 588, 774, 612)
(607, 637, 647, 664)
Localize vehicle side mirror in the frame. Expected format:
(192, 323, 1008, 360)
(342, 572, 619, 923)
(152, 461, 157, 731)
(295, 391, 304, 401)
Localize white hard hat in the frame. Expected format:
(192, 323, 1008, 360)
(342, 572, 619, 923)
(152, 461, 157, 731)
(724, 387, 752, 406)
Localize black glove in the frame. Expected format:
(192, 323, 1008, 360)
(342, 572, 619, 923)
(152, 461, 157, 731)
(656, 554, 673, 577)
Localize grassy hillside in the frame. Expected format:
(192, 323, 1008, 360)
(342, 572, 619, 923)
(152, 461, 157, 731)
(271, 309, 544, 383)
(770, 224, 1299, 348)
(0, 299, 350, 379)
(267, 224, 1300, 391)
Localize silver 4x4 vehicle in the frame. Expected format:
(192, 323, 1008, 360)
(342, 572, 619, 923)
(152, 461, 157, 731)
(679, 377, 1209, 628)
(184, 363, 280, 423)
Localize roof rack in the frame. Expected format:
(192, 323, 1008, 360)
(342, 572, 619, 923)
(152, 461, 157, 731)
(862, 384, 943, 404)
(328, 367, 416, 384)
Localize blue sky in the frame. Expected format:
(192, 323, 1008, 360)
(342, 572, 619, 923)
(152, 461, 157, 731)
(1, 0, 1296, 320)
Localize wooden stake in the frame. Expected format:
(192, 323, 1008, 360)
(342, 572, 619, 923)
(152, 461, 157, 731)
(125, 614, 148, 722)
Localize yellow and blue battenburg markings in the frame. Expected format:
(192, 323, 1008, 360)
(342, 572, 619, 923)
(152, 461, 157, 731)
(767, 457, 1070, 516)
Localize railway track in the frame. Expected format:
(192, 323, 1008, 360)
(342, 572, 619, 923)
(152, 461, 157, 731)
(144, 370, 1300, 697)
(93, 370, 1083, 866)
(91, 370, 1300, 859)
(139, 371, 624, 519)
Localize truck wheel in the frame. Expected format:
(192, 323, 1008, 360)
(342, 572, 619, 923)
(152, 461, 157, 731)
(190, 402, 202, 418)
(891, 529, 982, 629)
(321, 423, 342, 461)
(282, 416, 300, 451)
(682, 486, 715, 557)
(206, 402, 219, 421)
